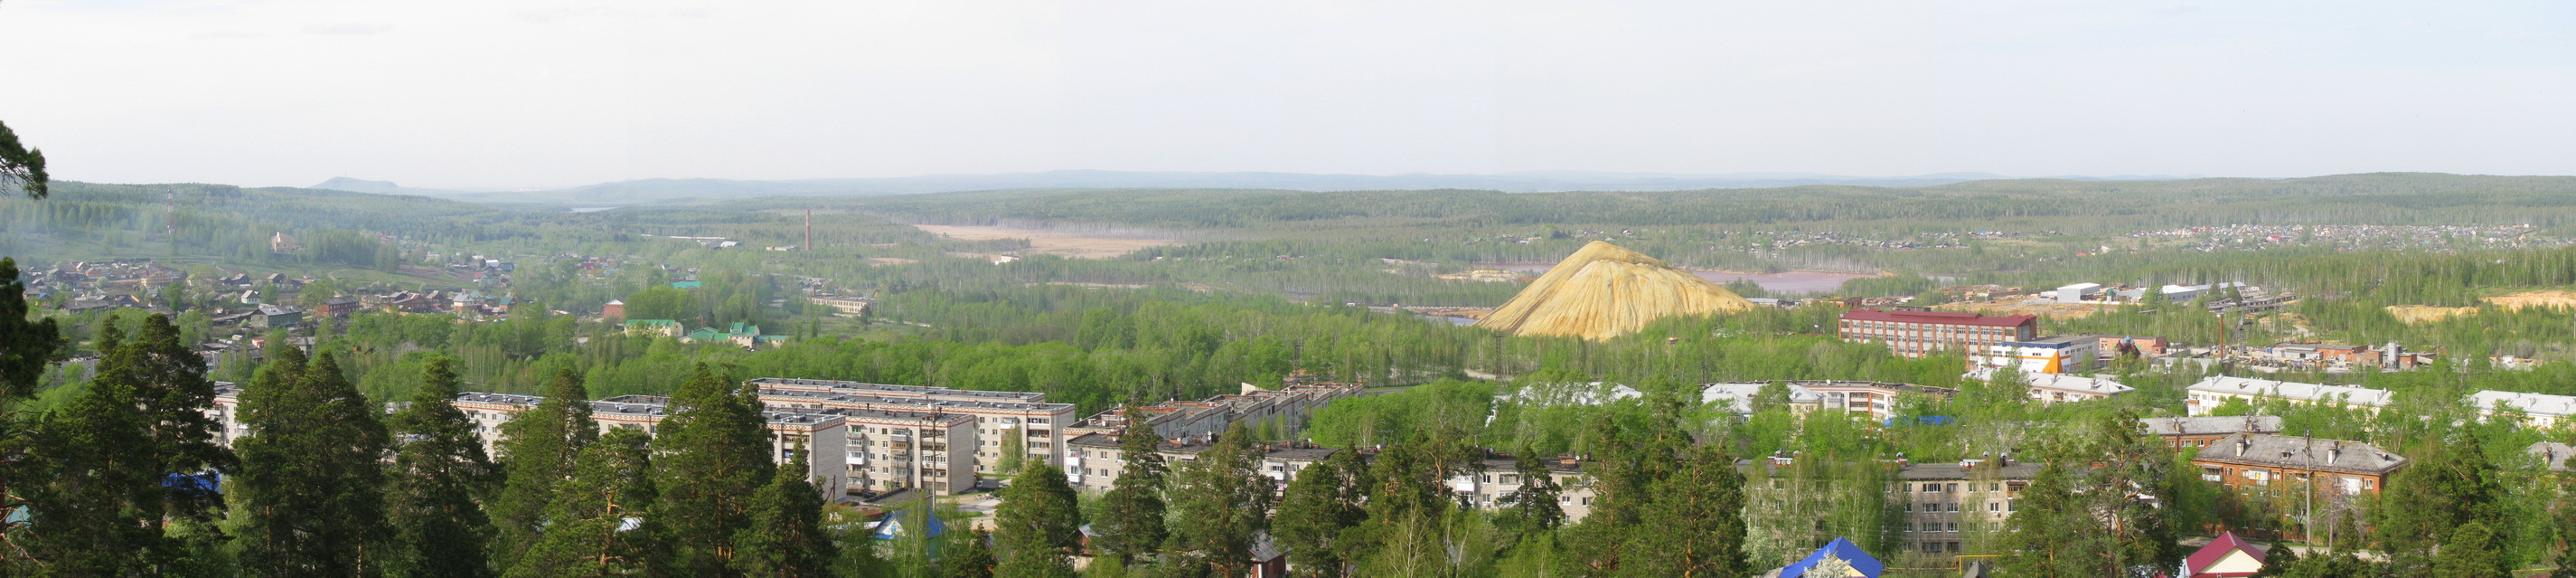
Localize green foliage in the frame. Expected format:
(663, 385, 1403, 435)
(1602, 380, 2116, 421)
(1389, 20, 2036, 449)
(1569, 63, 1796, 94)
(2379, 431, 2511, 573)
(1272, 446, 1368, 577)
(1090, 412, 1169, 564)
(1303, 380, 1494, 448)
(233, 351, 394, 576)
(385, 357, 500, 578)
(992, 458, 1082, 578)
(732, 450, 837, 577)
(942, 530, 998, 578)
(0, 119, 45, 199)
(652, 363, 778, 575)
(504, 427, 663, 577)
(1163, 422, 1274, 576)
(1998, 412, 2182, 577)
(488, 367, 598, 567)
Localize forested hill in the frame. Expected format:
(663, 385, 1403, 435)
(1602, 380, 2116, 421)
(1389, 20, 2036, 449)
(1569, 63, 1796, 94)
(815, 173, 2576, 234)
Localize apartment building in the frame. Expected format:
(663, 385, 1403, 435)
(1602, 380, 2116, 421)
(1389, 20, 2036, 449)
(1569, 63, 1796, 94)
(836, 408, 977, 495)
(1449, 455, 1601, 523)
(1837, 308, 2037, 360)
(1059, 383, 1364, 441)
(1893, 460, 2042, 555)
(2139, 416, 2284, 451)
(1961, 367, 2133, 403)
(2190, 433, 2407, 496)
(2183, 376, 2393, 416)
(747, 380, 1076, 477)
(1704, 380, 1959, 422)
(2468, 390, 2576, 428)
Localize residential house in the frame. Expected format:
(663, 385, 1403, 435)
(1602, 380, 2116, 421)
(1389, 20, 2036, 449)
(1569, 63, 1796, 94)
(1893, 459, 2042, 555)
(2182, 531, 2268, 578)
(440, 392, 851, 499)
(250, 305, 302, 329)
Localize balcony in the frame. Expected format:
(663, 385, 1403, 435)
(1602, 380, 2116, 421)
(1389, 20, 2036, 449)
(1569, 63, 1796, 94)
(922, 444, 947, 451)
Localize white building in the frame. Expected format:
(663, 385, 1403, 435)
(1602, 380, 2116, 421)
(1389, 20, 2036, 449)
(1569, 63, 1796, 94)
(2055, 282, 2103, 304)
(1962, 367, 2133, 403)
(1979, 335, 2101, 374)
(2184, 376, 2393, 416)
(2468, 390, 2576, 428)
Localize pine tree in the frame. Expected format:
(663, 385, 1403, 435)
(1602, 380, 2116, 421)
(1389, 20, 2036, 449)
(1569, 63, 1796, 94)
(234, 351, 394, 576)
(1620, 444, 1753, 578)
(24, 324, 155, 574)
(0, 120, 46, 199)
(2430, 522, 2509, 578)
(1999, 460, 2092, 578)
(21, 314, 231, 573)
(2379, 431, 2509, 573)
(506, 428, 663, 577)
(732, 448, 837, 577)
(1493, 450, 1565, 542)
(1272, 447, 1368, 577)
(0, 257, 65, 547)
(943, 529, 999, 578)
(653, 363, 776, 575)
(387, 357, 500, 578)
(1165, 422, 1274, 576)
(993, 456, 1082, 578)
(489, 366, 598, 566)
(1090, 411, 1168, 564)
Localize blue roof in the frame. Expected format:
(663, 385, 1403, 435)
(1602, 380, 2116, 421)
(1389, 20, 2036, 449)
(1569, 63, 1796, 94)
(870, 506, 946, 541)
(1779, 537, 1882, 578)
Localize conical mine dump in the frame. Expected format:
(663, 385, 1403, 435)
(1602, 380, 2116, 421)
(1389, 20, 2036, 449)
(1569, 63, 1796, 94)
(1471, 241, 1756, 340)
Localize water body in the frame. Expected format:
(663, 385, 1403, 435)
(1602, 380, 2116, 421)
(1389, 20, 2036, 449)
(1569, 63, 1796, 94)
(1477, 262, 1876, 295)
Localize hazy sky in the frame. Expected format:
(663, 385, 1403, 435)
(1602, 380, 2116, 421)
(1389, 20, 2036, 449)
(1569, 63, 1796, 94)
(2, 1, 2571, 188)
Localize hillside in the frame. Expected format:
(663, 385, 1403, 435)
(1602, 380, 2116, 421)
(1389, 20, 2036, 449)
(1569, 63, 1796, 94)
(1473, 241, 1756, 340)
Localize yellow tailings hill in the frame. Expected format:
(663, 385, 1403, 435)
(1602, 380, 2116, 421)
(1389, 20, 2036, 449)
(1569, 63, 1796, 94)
(1472, 241, 1756, 340)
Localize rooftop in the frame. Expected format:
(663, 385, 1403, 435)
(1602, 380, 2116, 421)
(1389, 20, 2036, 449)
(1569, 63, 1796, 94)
(2186, 376, 2394, 407)
(2192, 433, 2408, 476)
(1840, 308, 2035, 327)
(2468, 390, 2576, 418)
(2138, 415, 2284, 437)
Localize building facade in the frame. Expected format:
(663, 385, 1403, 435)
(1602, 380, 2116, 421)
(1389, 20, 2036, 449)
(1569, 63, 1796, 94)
(2190, 433, 2406, 497)
(1837, 309, 2037, 361)
(2139, 416, 2284, 451)
(1978, 335, 2101, 374)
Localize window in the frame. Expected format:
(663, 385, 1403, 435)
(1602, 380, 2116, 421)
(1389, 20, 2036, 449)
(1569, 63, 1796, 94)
(1945, 483, 1960, 493)
(1903, 503, 1913, 512)
(1988, 502, 1999, 512)
(1946, 523, 1958, 533)
(1947, 503, 1959, 512)
(1904, 523, 1916, 533)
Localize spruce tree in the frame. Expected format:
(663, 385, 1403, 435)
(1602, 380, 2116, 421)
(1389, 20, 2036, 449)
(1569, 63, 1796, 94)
(1164, 422, 1272, 576)
(489, 366, 598, 566)
(1272, 446, 1367, 577)
(387, 357, 500, 578)
(653, 363, 776, 575)
(992, 456, 1082, 578)
(506, 428, 663, 577)
(732, 449, 837, 577)
(234, 351, 394, 576)
(1089, 411, 1168, 564)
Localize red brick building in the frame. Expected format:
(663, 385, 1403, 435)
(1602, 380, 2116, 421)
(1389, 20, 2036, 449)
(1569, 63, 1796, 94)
(1837, 308, 2036, 359)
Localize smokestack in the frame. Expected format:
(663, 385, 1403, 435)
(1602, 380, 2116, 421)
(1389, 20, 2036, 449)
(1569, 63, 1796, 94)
(804, 210, 813, 251)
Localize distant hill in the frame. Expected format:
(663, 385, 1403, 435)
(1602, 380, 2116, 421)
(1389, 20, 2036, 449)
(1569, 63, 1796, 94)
(310, 170, 2204, 206)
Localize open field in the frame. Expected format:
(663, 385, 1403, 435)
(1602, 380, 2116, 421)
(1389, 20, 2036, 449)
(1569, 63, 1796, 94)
(2483, 289, 2576, 311)
(910, 224, 1178, 259)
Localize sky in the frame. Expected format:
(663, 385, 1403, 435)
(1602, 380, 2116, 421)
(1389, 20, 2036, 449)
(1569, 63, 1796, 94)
(1, 0, 2571, 189)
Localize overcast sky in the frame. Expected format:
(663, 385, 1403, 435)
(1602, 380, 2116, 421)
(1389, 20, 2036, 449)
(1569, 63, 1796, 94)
(2, 1, 2571, 189)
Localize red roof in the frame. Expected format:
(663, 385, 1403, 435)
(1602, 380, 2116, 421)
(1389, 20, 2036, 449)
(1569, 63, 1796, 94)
(1838, 308, 2035, 327)
(2185, 531, 2266, 577)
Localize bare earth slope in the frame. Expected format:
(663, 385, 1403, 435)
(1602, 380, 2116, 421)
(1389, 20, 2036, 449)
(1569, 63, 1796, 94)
(1472, 241, 1757, 340)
